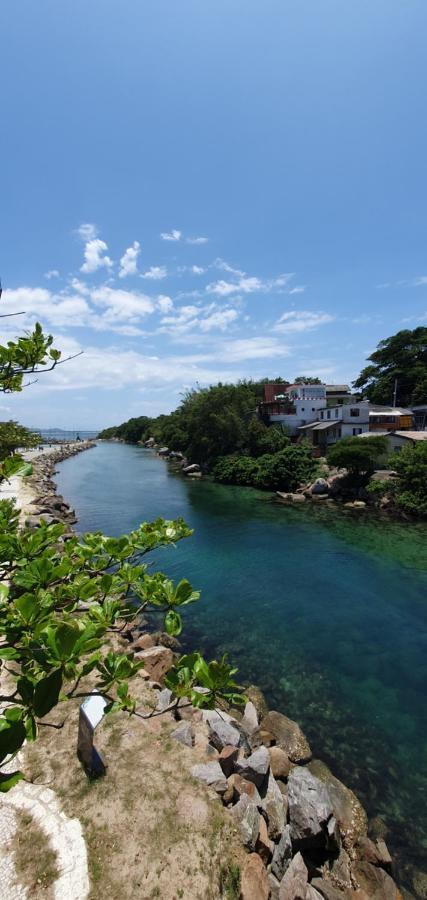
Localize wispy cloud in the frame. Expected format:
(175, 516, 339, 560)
(141, 266, 167, 280)
(76, 223, 98, 241)
(44, 269, 60, 280)
(186, 236, 209, 245)
(119, 241, 140, 278)
(160, 229, 182, 242)
(413, 276, 427, 287)
(276, 311, 334, 333)
(81, 239, 113, 274)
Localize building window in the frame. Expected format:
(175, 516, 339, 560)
(338, 427, 342, 437)
(352, 427, 362, 436)
(335, 408, 338, 417)
(350, 408, 360, 417)
(312, 407, 315, 412)
(327, 410, 331, 419)
(320, 411, 324, 419)
(301, 407, 305, 412)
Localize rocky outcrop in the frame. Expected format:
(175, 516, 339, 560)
(259, 710, 312, 763)
(133, 645, 174, 681)
(184, 694, 402, 900)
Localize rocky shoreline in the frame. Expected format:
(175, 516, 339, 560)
(120, 623, 405, 900)
(21, 440, 408, 898)
(22, 441, 95, 528)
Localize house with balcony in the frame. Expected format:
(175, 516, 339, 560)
(257, 383, 329, 435)
(368, 408, 413, 432)
(297, 401, 371, 453)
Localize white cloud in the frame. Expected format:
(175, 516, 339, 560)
(160, 229, 181, 242)
(90, 286, 154, 322)
(81, 239, 113, 274)
(199, 309, 239, 331)
(159, 301, 241, 336)
(157, 295, 173, 313)
(216, 337, 291, 362)
(186, 236, 209, 245)
(142, 266, 167, 280)
(413, 276, 427, 286)
(276, 311, 334, 333)
(119, 241, 140, 278)
(2, 287, 93, 329)
(206, 272, 293, 297)
(288, 286, 306, 295)
(191, 266, 205, 275)
(77, 223, 98, 241)
(44, 270, 60, 280)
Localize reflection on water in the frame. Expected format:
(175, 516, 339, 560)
(57, 442, 427, 893)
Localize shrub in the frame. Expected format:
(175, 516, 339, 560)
(327, 436, 388, 475)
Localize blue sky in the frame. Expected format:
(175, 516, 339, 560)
(1, 0, 426, 429)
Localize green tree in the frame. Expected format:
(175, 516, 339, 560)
(0, 421, 39, 458)
(392, 441, 427, 518)
(327, 436, 388, 476)
(353, 327, 427, 406)
(294, 376, 322, 385)
(246, 418, 290, 457)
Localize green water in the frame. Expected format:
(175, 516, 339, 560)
(56, 442, 427, 892)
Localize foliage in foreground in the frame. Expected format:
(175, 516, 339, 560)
(0, 503, 244, 791)
(0, 317, 243, 792)
(213, 443, 318, 491)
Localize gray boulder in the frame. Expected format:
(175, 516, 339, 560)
(311, 878, 352, 900)
(288, 766, 333, 847)
(261, 773, 286, 840)
(271, 825, 292, 881)
(171, 722, 194, 747)
(308, 759, 368, 849)
(231, 794, 260, 851)
(208, 718, 241, 751)
(235, 745, 270, 788)
(183, 463, 200, 474)
(278, 851, 308, 900)
(261, 711, 312, 763)
(191, 762, 227, 794)
(241, 701, 259, 735)
(310, 478, 330, 495)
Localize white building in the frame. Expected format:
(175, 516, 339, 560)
(266, 384, 328, 435)
(298, 401, 371, 451)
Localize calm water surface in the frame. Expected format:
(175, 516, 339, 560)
(57, 442, 427, 890)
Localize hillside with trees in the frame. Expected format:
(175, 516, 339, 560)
(353, 326, 427, 406)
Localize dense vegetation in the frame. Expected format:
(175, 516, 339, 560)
(392, 441, 427, 518)
(327, 435, 388, 475)
(98, 381, 289, 463)
(0, 322, 243, 792)
(353, 326, 427, 406)
(213, 444, 318, 492)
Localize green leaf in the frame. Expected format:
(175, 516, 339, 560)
(33, 669, 62, 718)
(0, 648, 20, 660)
(0, 717, 26, 760)
(164, 609, 182, 636)
(0, 770, 23, 792)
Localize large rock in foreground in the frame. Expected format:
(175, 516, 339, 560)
(260, 711, 312, 763)
(308, 759, 368, 849)
(287, 766, 334, 847)
(278, 851, 308, 900)
(134, 646, 174, 681)
(241, 853, 269, 900)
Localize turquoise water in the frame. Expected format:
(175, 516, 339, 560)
(56, 442, 427, 891)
